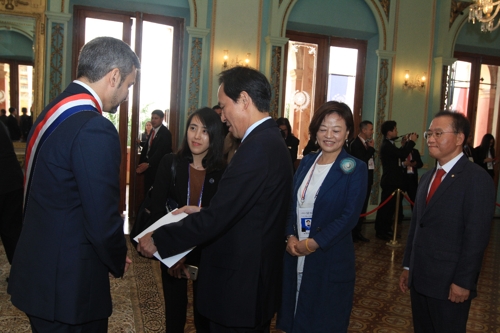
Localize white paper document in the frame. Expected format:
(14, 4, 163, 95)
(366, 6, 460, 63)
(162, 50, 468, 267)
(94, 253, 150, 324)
(133, 209, 195, 267)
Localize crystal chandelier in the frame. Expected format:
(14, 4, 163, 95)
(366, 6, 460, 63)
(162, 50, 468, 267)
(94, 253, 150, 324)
(468, 0, 500, 32)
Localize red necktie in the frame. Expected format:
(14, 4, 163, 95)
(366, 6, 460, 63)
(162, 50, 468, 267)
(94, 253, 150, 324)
(426, 168, 446, 204)
(149, 129, 155, 147)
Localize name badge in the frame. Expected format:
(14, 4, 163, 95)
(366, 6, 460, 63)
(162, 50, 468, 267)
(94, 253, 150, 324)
(368, 157, 375, 170)
(297, 207, 313, 240)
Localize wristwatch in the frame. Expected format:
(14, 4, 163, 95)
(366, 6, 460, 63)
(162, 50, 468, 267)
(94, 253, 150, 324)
(285, 234, 295, 243)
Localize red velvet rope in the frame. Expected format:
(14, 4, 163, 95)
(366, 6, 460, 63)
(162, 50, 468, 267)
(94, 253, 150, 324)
(359, 190, 396, 217)
(360, 189, 500, 218)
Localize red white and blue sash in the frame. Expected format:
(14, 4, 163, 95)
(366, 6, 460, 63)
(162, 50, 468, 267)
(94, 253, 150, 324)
(24, 93, 102, 207)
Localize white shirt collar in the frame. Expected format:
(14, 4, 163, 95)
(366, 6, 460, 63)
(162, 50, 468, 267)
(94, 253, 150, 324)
(241, 116, 271, 142)
(437, 152, 464, 174)
(73, 80, 104, 111)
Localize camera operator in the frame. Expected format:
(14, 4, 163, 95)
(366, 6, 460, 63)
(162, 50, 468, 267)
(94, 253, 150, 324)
(375, 121, 418, 240)
(401, 134, 423, 208)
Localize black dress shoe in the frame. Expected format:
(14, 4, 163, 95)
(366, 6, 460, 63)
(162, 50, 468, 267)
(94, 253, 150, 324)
(375, 233, 391, 241)
(356, 233, 370, 242)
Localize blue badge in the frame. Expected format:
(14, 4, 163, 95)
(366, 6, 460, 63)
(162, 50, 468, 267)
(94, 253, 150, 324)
(340, 158, 356, 174)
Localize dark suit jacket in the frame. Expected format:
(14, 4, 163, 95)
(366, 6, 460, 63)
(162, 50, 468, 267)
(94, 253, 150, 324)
(152, 118, 293, 327)
(0, 122, 23, 194)
(140, 124, 172, 191)
(402, 155, 495, 300)
(379, 138, 415, 190)
(6, 114, 21, 141)
(8, 82, 127, 324)
(349, 136, 375, 186)
(277, 149, 367, 332)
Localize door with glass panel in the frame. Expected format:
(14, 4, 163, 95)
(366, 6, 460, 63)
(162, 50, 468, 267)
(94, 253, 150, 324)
(73, 7, 183, 220)
(283, 31, 366, 159)
(446, 52, 500, 185)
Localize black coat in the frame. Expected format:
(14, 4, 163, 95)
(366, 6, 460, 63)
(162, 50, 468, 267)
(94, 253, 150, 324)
(152, 119, 293, 327)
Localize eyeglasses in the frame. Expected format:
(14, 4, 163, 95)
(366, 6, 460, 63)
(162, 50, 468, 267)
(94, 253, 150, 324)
(423, 131, 457, 140)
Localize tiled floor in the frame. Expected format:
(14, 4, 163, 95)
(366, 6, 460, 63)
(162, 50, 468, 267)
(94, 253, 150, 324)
(346, 219, 500, 333)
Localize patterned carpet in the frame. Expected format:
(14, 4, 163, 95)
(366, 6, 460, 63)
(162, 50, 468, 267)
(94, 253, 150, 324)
(0, 220, 499, 332)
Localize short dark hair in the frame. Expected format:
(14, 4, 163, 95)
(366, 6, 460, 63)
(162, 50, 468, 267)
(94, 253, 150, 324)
(212, 105, 221, 110)
(77, 37, 140, 85)
(218, 66, 271, 113)
(151, 109, 165, 119)
(8, 107, 16, 114)
(359, 120, 373, 131)
(381, 120, 397, 137)
(276, 117, 292, 134)
(309, 101, 354, 142)
(177, 107, 226, 173)
(0, 109, 5, 115)
(434, 110, 470, 147)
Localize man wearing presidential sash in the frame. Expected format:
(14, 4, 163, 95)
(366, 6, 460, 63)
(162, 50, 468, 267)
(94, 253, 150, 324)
(8, 37, 140, 333)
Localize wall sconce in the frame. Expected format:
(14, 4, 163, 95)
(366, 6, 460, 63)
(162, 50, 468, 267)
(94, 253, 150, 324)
(222, 50, 251, 70)
(403, 70, 426, 90)
(223, 50, 229, 70)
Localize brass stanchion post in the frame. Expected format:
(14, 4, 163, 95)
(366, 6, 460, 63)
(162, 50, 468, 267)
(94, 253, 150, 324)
(387, 189, 402, 247)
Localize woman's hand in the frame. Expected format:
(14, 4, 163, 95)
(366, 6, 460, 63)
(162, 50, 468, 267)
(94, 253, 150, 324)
(294, 238, 319, 256)
(168, 257, 190, 279)
(286, 236, 301, 256)
(172, 205, 201, 215)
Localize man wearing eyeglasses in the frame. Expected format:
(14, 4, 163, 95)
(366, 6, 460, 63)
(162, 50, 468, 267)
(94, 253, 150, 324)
(399, 111, 495, 333)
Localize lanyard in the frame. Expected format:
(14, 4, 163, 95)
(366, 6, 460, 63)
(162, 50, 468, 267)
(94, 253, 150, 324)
(300, 153, 323, 204)
(187, 164, 205, 207)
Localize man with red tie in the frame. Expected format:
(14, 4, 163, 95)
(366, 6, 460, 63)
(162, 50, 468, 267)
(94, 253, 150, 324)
(399, 111, 495, 333)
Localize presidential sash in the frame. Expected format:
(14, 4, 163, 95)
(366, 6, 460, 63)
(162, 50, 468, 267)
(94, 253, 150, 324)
(24, 93, 102, 208)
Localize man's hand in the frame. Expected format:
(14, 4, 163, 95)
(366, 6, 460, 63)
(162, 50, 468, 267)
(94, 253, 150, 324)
(399, 269, 409, 293)
(448, 283, 470, 303)
(137, 232, 157, 257)
(172, 205, 201, 215)
(124, 256, 132, 273)
(136, 163, 149, 174)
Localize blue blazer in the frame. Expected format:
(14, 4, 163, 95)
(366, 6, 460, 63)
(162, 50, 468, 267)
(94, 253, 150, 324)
(278, 148, 367, 333)
(403, 155, 495, 300)
(8, 82, 127, 324)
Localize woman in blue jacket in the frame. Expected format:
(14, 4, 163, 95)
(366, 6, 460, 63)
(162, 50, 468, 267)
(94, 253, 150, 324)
(277, 101, 367, 332)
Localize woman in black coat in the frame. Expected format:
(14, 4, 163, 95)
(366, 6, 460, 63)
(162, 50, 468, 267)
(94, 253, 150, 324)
(474, 133, 496, 178)
(148, 107, 226, 333)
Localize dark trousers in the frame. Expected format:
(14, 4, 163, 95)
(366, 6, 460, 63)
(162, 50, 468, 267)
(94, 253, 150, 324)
(161, 264, 209, 333)
(28, 315, 107, 333)
(410, 287, 471, 333)
(209, 319, 271, 333)
(353, 183, 372, 234)
(374, 186, 403, 235)
(0, 188, 23, 264)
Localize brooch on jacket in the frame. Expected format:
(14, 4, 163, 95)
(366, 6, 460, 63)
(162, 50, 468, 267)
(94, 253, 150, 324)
(340, 157, 356, 174)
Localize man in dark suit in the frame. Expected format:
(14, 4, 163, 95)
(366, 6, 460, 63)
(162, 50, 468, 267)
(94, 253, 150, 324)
(8, 37, 139, 333)
(0, 122, 23, 266)
(399, 111, 495, 333)
(136, 109, 172, 193)
(19, 107, 33, 142)
(349, 120, 375, 242)
(374, 121, 417, 240)
(6, 107, 21, 141)
(400, 137, 424, 206)
(138, 66, 293, 332)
